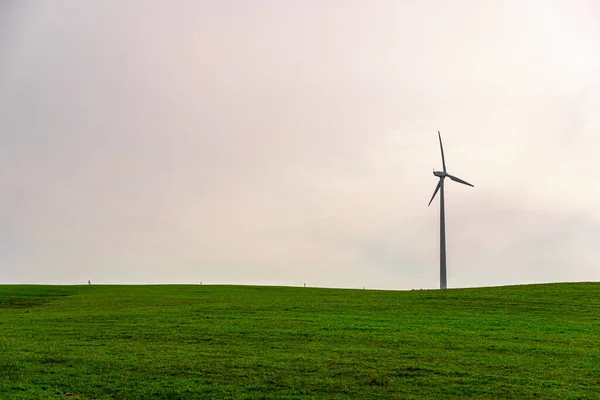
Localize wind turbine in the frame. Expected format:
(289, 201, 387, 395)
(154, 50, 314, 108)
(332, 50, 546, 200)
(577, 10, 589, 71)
(428, 131, 473, 289)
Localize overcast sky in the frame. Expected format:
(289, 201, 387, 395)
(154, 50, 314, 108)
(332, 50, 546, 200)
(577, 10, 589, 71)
(1, 1, 599, 289)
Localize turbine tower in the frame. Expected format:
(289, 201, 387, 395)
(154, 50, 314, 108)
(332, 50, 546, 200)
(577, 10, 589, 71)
(428, 131, 474, 289)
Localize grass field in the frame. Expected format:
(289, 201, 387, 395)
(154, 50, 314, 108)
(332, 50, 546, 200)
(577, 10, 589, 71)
(1, 283, 599, 399)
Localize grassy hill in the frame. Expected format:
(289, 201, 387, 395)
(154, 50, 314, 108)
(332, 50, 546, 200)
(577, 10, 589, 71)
(1, 283, 598, 399)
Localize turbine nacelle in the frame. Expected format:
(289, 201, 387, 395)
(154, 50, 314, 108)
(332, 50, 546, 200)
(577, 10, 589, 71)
(433, 171, 446, 178)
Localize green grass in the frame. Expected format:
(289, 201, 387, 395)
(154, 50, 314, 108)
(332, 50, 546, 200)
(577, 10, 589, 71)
(1, 283, 599, 399)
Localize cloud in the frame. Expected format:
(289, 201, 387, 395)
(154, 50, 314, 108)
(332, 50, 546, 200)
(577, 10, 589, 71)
(1, 1, 599, 288)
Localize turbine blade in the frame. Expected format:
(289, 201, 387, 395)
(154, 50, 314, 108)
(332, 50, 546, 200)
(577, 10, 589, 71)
(448, 174, 474, 187)
(438, 131, 447, 173)
(428, 180, 442, 206)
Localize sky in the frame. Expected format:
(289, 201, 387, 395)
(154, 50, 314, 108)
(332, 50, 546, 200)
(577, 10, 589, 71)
(1, 0, 599, 289)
